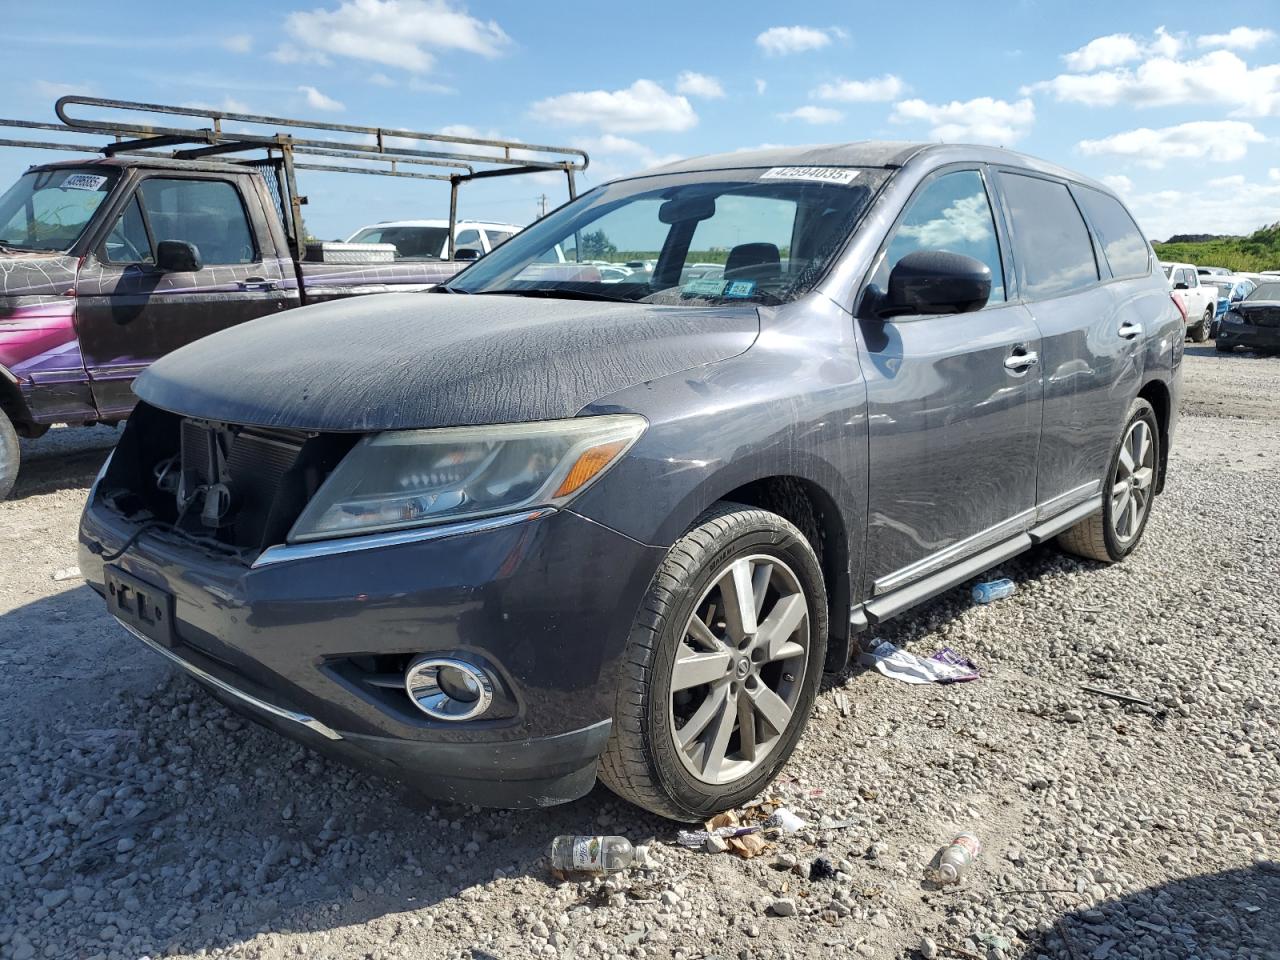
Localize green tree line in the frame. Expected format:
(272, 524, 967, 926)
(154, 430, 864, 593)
(1153, 222, 1280, 272)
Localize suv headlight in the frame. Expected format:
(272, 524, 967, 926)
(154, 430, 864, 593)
(287, 414, 646, 542)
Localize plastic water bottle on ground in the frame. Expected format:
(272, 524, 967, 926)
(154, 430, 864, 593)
(972, 578, 1016, 604)
(936, 832, 982, 884)
(548, 835, 635, 876)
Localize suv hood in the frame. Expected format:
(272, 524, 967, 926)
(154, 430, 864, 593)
(136, 293, 759, 431)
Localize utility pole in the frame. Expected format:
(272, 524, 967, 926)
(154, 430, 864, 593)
(536, 193, 548, 218)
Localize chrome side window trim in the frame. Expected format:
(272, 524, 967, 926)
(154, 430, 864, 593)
(252, 508, 554, 568)
(115, 619, 343, 741)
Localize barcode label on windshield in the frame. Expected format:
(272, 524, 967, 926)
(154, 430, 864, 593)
(63, 174, 109, 191)
(760, 167, 859, 185)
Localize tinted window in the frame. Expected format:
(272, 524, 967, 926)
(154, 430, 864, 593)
(878, 170, 1005, 302)
(138, 178, 255, 265)
(999, 173, 1098, 298)
(103, 196, 153, 264)
(485, 229, 516, 248)
(1075, 187, 1150, 278)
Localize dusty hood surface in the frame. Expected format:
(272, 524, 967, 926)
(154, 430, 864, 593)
(136, 292, 759, 431)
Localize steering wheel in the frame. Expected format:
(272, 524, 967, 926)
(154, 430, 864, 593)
(106, 235, 147, 264)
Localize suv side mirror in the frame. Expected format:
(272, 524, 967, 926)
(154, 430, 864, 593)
(156, 240, 203, 272)
(879, 250, 992, 318)
(454, 247, 482, 261)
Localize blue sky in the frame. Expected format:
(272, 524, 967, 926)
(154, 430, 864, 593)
(3, 0, 1278, 241)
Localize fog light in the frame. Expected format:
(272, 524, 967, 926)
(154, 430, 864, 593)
(404, 656, 494, 721)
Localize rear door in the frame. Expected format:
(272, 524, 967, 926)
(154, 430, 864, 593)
(74, 173, 293, 417)
(992, 171, 1143, 516)
(857, 166, 1043, 597)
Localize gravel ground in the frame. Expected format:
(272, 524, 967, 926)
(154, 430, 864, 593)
(1, 349, 1277, 960)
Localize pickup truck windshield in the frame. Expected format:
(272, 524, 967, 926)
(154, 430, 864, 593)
(449, 167, 887, 305)
(0, 167, 119, 252)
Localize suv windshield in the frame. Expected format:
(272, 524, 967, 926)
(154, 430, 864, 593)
(449, 167, 887, 305)
(0, 167, 119, 252)
(1247, 282, 1280, 301)
(348, 225, 448, 260)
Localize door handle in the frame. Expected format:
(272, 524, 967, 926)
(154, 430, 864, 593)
(1004, 349, 1039, 371)
(239, 277, 278, 292)
(1118, 321, 1142, 340)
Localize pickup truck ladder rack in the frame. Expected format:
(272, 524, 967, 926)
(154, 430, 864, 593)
(0, 96, 590, 260)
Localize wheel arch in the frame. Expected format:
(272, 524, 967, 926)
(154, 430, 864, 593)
(713, 474, 853, 673)
(1137, 377, 1171, 495)
(0, 367, 34, 435)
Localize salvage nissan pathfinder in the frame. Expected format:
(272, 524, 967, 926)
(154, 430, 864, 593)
(80, 143, 1182, 820)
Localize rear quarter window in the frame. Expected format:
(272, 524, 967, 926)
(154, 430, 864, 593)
(998, 172, 1099, 299)
(1074, 187, 1151, 279)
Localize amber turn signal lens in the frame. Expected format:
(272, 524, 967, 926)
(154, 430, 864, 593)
(553, 440, 629, 498)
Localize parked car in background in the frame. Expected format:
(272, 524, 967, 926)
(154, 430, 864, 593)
(1206, 277, 1256, 337)
(1216, 279, 1280, 353)
(1160, 262, 1216, 341)
(81, 142, 1182, 819)
(1196, 266, 1230, 277)
(346, 219, 523, 260)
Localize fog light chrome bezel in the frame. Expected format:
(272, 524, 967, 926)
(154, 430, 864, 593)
(404, 656, 494, 721)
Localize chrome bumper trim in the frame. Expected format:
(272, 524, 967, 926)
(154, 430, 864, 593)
(116, 619, 343, 741)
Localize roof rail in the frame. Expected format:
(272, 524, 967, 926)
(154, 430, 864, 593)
(0, 95, 590, 259)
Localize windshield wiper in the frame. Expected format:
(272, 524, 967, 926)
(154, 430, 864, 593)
(476, 288, 635, 304)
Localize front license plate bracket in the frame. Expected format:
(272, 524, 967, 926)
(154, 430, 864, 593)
(105, 565, 176, 647)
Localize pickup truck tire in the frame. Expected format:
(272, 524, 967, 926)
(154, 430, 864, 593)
(0, 411, 19, 501)
(599, 503, 828, 821)
(1057, 398, 1159, 564)
(1189, 307, 1212, 343)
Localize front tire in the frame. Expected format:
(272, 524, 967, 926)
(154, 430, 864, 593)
(599, 503, 827, 821)
(1216, 339, 1234, 354)
(0, 412, 19, 501)
(1190, 307, 1212, 343)
(1057, 398, 1159, 563)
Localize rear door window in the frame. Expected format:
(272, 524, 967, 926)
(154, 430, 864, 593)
(876, 169, 1006, 303)
(1074, 187, 1151, 279)
(138, 178, 256, 265)
(998, 172, 1099, 298)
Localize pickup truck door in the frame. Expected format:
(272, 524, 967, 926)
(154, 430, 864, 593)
(74, 172, 296, 418)
(857, 167, 1043, 600)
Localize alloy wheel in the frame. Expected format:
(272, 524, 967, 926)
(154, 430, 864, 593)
(668, 555, 809, 785)
(1110, 418, 1155, 545)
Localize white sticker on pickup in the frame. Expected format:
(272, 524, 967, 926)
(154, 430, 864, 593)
(62, 174, 109, 191)
(760, 166, 860, 185)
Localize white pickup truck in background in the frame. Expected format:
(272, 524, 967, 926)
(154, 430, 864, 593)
(1161, 261, 1217, 342)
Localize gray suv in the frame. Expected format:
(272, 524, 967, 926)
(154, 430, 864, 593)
(79, 142, 1182, 821)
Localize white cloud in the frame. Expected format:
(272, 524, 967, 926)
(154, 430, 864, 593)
(755, 25, 844, 56)
(1271, 167, 1280, 181)
(1101, 174, 1134, 196)
(221, 34, 252, 54)
(299, 85, 346, 112)
(755, 78, 767, 95)
(270, 46, 331, 66)
(891, 96, 1035, 144)
(408, 77, 456, 94)
(897, 192, 996, 248)
(368, 72, 394, 87)
(1078, 121, 1266, 168)
(529, 79, 697, 133)
(1062, 26, 1182, 71)
(1124, 174, 1280, 239)
(675, 71, 725, 99)
(812, 74, 906, 102)
(282, 0, 508, 72)
(1027, 49, 1280, 116)
(1198, 27, 1275, 51)
(779, 105, 844, 125)
(573, 135, 682, 184)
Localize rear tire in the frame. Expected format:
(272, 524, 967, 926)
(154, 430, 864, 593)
(1057, 398, 1159, 563)
(599, 503, 827, 821)
(0, 412, 19, 501)
(1189, 307, 1212, 343)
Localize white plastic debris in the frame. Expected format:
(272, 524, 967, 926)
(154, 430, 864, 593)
(857, 640, 979, 685)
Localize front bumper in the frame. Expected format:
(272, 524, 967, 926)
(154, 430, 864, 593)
(1216, 320, 1280, 351)
(80, 503, 665, 808)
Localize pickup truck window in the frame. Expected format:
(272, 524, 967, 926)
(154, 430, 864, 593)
(348, 225, 448, 260)
(998, 172, 1099, 299)
(103, 196, 154, 264)
(138, 178, 256, 265)
(874, 170, 1006, 303)
(0, 167, 119, 252)
(449, 167, 887, 305)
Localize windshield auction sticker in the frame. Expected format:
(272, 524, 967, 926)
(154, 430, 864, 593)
(760, 167, 860, 185)
(62, 174, 109, 191)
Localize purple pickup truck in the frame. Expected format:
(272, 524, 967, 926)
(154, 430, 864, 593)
(0, 156, 463, 497)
